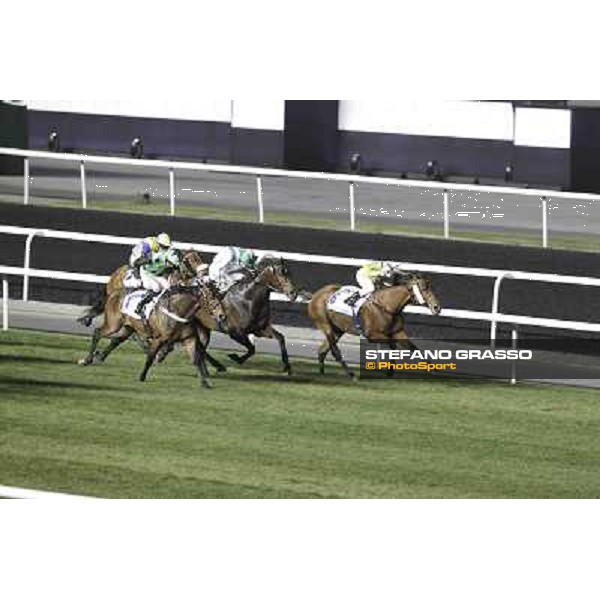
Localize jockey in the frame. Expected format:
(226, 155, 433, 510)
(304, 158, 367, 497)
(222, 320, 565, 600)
(346, 261, 395, 306)
(356, 261, 394, 294)
(129, 232, 172, 277)
(208, 246, 258, 293)
(126, 233, 177, 331)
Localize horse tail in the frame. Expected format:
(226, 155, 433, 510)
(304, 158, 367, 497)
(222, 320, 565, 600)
(77, 285, 107, 326)
(307, 285, 339, 335)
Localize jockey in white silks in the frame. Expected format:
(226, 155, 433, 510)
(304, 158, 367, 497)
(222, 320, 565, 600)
(208, 246, 258, 294)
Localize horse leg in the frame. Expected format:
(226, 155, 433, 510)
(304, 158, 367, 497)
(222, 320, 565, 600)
(257, 324, 291, 375)
(198, 329, 227, 373)
(183, 333, 212, 389)
(156, 340, 175, 364)
(139, 340, 163, 382)
(318, 330, 343, 375)
(93, 326, 134, 364)
(392, 329, 419, 352)
(227, 331, 255, 364)
(78, 312, 123, 366)
(78, 326, 104, 366)
(327, 334, 355, 379)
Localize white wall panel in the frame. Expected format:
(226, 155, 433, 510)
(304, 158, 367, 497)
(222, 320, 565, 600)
(231, 99, 285, 131)
(339, 100, 514, 141)
(25, 100, 232, 122)
(514, 108, 571, 149)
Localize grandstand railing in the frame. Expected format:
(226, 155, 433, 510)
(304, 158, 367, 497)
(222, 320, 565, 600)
(3, 147, 600, 247)
(3, 225, 600, 347)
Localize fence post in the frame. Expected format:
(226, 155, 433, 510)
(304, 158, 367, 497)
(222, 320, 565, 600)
(510, 326, 518, 385)
(23, 231, 40, 301)
(2, 278, 8, 331)
(169, 168, 175, 216)
(541, 197, 548, 248)
(256, 176, 264, 223)
(349, 182, 356, 231)
(80, 161, 87, 209)
(24, 157, 29, 206)
(490, 272, 510, 348)
(443, 190, 450, 239)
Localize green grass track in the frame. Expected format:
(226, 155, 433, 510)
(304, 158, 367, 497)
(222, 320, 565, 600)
(1, 329, 600, 498)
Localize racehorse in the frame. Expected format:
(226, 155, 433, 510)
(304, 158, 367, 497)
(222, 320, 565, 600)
(156, 255, 301, 375)
(307, 272, 441, 379)
(78, 283, 222, 388)
(77, 249, 207, 327)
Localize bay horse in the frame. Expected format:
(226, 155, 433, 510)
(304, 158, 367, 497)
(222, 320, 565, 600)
(78, 283, 222, 388)
(307, 272, 441, 379)
(77, 249, 207, 327)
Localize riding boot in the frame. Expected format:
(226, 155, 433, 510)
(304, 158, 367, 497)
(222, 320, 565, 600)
(136, 290, 157, 338)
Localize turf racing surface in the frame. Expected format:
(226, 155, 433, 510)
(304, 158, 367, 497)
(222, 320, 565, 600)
(2, 329, 600, 498)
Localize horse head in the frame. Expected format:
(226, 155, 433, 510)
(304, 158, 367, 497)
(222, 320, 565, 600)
(180, 249, 208, 279)
(256, 255, 299, 301)
(404, 272, 441, 315)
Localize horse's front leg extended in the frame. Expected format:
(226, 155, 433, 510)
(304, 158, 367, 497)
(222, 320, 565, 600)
(227, 331, 255, 364)
(139, 340, 163, 382)
(392, 329, 418, 352)
(258, 324, 291, 375)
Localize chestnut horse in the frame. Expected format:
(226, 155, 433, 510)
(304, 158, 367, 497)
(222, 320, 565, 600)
(307, 273, 441, 379)
(78, 283, 223, 388)
(77, 249, 206, 327)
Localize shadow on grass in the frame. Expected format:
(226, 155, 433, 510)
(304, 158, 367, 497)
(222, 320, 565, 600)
(0, 376, 121, 391)
(0, 354, 76, 365)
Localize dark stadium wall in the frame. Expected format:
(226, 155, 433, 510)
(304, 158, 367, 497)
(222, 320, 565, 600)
(570, 107, 600, 193)
(2, 203, 600, 345)
(337, 132, 570, 188)
(27, 102, 285, 167)
(229, 128, 283, 167)
(284, 101, 339, 171)
(0, 102, 28, 175)
(28, 110, 232, 161)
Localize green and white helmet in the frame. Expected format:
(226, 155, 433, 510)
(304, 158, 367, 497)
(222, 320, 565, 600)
(239, 248, 257, 268)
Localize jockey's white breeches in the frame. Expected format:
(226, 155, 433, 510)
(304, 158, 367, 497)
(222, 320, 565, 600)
(140, 270, 169, 294)
(129, 244, 145, 267)
(356, 271, 376, 294)
(208, 247, 235, 282)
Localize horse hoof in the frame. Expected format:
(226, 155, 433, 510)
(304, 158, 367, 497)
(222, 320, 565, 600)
(202, 379, 213, 389)
(92, 352, 104, 365)
(216, 365, 227, 374)
(228, 353, 243, 364)
(77, 357, 90, 366)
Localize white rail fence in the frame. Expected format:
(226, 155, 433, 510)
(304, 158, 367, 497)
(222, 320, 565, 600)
(3, 225, 600, 347)
(0, 484, 92, 500)
(3, 147, 600, 246)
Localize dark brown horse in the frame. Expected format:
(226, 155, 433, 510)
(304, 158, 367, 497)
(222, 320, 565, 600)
(77, 249, 207, 327)
(307, 272, 441, 378)
(78, 283, 222, 388)
(156, 255, 301, 374)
